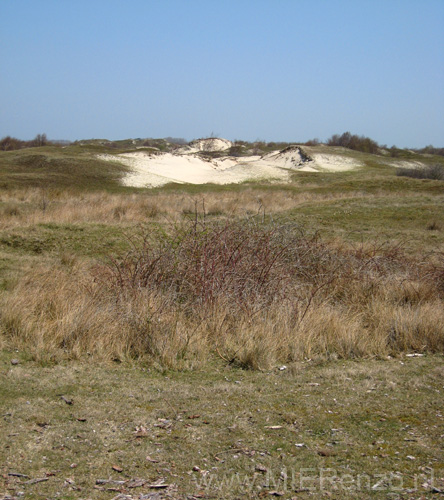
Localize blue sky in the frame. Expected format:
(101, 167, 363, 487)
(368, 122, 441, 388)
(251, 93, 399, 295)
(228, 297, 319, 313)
(1, 0, 443, 147)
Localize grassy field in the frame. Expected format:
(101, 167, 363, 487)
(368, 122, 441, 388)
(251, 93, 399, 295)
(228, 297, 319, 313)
(1, 143, 444, 499)
(1, 353, 443, 499)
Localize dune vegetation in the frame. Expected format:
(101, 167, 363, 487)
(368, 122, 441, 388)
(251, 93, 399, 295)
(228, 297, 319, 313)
(0, 138, 444, 367)
(1, 137, 444, 498)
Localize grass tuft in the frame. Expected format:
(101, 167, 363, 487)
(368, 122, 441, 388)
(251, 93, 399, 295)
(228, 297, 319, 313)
(2, 215, 443, 368)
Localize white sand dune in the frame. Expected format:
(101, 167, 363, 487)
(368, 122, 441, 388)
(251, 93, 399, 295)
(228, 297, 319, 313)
(99, 152, 291, 187)
(98, 139, 361, 188)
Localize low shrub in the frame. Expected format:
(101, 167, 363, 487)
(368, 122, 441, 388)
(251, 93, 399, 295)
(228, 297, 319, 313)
(396, 164, 444, 180)
(2, 216, 443, 368)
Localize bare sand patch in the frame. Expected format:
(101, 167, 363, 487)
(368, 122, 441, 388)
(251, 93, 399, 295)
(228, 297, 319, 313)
(98, 140, 362, 188)
(98, 152, 291, 187)
(310, 154, 362, 172)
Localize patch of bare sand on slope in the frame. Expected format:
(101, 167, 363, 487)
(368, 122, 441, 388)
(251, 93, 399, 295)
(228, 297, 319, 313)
(98, 141, 362, 188)
(98, 152, 292, 187)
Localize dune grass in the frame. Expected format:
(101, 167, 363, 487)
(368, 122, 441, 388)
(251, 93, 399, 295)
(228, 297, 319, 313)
(1, 211, 443, 368)
(1, 144, 444, 498)
(0, 145, 130, 191)
(0, 150, 443, 366)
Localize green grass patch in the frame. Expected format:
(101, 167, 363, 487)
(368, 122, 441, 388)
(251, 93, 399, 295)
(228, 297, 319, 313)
(279, 194, 444, 250)
(1, 353, 443, 498)
(0, 223, 130, 259)
(0, 146, 130, 191)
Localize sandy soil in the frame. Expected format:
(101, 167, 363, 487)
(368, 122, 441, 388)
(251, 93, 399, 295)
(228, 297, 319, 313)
(98, 139, 361, 188)
(310, 153, 362, 172)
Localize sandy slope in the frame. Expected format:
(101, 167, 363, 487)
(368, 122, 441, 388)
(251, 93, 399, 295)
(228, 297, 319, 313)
(310, 153, 362, 172)
(98, 152, 292, 187)
(98, 139, 362, 188)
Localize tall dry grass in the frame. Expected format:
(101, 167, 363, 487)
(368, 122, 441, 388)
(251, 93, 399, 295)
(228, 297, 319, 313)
(1, 216, 443, 369)
(0, 188, 382, 229)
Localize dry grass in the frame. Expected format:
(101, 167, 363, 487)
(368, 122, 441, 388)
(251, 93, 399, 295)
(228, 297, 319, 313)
(2, 216, 443, 369)
(2, 146, 444, 499)
(0, 187, 381, 229)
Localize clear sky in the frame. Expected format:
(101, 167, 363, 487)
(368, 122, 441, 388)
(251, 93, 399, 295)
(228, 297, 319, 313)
(1, 0, 443, 147)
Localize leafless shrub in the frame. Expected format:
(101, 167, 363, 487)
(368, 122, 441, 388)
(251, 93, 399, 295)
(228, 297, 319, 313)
(414, 145, 444, 157)
(327, 132, 379, 154)
(2, 216, 443, 368)
(397, 164, 444, 180)
(304, 138, 320, 146)
(95, 217, 314, 315)
(0, 136, 23, 151)
(0, 133, 51, 151)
